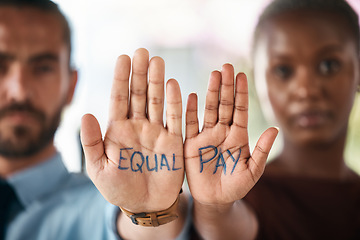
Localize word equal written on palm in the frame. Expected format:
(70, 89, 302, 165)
(81, 48, 184, 213)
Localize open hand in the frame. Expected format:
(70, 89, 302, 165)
(184, 64, 278, 205)
(81, 48, 184, 213)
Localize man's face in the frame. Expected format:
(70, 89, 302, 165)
(0, 7, 76, 158)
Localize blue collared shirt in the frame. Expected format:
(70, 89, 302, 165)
(5, 153, 120, 240)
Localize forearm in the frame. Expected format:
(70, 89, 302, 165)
(117, 194, 188, 239)
(193, 199, 258, 240)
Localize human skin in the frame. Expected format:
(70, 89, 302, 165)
(80, 49, 278, 239)
(184, 64, 279, 239)
(0, 7, 77, 177)
(256, 10, 360, 180)
(81, 48, 187, 239)
(187, 8, 360, 240)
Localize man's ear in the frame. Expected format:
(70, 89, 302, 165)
(66, 69, 78, 105)
(358, 61, 360, 93)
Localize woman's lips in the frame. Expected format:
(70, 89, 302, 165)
(292, 111, 331, 128)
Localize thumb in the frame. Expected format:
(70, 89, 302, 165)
(80, 114, 105, 175)
(248, 127, 279, 181)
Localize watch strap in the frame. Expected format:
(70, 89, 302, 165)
(120, 195, 180, 227)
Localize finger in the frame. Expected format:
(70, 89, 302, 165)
(233, 72, 248, 130)
(218, 63, 234, 125)
(129, 48, 149, 119)
(80, 114, 105, 177)
(166, 79, 182, 136)
(185, 93, 199, 139)
(248, 127, 279, 180)
(203, 70, 221, 129)
(109, 55, 131, 121)
(147, 56, 165, 124)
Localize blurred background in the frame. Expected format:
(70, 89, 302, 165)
(52, 0, 360, 174)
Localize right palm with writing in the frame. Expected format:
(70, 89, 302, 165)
(184, 64, 278, 205)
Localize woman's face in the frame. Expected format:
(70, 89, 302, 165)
(255, 10, 360, 147)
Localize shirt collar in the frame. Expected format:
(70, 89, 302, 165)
(7, 153, 69, 208)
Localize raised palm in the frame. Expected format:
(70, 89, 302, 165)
(185, 64, 278, 205)
(81, 49, 184, 213)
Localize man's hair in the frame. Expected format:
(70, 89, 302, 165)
(253, 0, 360, 55)
(0, 0, 72, 68)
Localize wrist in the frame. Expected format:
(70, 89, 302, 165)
(193, 199, 235, 215)
(120, 191, 183, 227)
(117, 194, 188, 240)
(192, 199, 259, 240)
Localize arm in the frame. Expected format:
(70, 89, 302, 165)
(80, 48, 187, 239)
(184, 64, 278, 239)
(192, 199, 258, 240)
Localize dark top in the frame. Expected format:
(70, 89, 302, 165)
(244, 171, 360, 240)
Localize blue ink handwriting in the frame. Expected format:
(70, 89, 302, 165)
(118, 148, 182, 173)
(198, 145, 242, 175)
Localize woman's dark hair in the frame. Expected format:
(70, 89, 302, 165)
(253, 0, 360, 55)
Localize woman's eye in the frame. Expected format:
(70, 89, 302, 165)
(273, 65, 293, 79)
(319, 59, 340, 75)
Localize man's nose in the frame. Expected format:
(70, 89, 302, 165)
(4, 65, 30, 102)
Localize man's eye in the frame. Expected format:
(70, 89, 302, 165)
(273, 65, 293, 79)
(35, 64, 54, 74)
(319, 59, 340, 75)
(0, 62, 8, 75)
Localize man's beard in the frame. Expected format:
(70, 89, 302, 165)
(0, 101, 64, 158)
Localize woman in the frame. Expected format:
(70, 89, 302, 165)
(186, 0, 360, 239)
